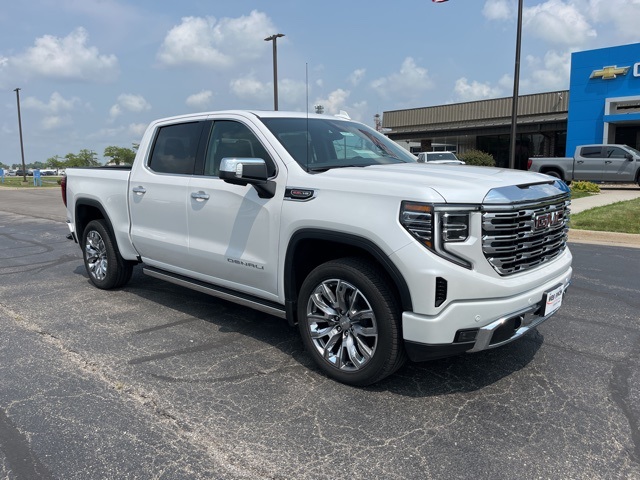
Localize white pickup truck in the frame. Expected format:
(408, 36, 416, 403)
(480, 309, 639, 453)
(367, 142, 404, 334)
(527, 144, 640, 185)
(62, 110, 572, 385)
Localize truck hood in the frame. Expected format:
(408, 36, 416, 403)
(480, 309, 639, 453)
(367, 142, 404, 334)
(319, 163, 566, 204)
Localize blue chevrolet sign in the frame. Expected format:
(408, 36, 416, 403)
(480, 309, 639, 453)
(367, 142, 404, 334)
(566, 43, 640, 155)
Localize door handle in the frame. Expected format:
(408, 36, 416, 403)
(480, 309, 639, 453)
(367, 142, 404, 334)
(576, 160, 584, 164)
(132, 186, 146, 195)
(605, 160, 612, 164)
(191, 191, 210, 201)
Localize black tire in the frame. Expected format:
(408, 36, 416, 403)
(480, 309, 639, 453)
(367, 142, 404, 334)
(297, 257, 406, 386)
(82, 219, 133, 289)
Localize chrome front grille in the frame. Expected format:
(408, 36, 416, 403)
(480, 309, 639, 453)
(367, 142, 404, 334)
(482, 196, 570, 275)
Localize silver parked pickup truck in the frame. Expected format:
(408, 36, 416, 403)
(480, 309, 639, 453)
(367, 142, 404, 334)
(527, 144, 640, 186)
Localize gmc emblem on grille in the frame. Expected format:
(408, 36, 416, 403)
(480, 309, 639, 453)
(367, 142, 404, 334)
(534, 210, 563, 230)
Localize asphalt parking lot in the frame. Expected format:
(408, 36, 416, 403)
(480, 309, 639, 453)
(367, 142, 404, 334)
(0, 188, 639, 479)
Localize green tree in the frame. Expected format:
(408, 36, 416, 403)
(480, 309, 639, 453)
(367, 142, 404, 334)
(104, 146, 136, 165)
(26, 161, 46, 170)
(46, 155, 66, 170)
(64, 149, 100, 167)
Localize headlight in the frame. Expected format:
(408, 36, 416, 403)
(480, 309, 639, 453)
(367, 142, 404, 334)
(400, 201, 474, 268)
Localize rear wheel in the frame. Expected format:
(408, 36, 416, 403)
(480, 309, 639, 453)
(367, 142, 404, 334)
(297, 257, 406, 386)
(82, 219, 133, 289)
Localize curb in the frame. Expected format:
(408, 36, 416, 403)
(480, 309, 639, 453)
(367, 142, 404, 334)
(568, 229, 640, 249)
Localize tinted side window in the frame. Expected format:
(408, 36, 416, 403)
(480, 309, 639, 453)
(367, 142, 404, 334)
(606, 147, 627, 158)
(204, 120, 275, 177)
(149, 122, 203, 174)
(580, 146, 603, 158)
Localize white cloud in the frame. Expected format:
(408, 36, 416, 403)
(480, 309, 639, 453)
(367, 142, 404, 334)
(522, 49, 572, 92)
(128, 123, 148, 138)
(186, 90, 213, 109)
(21, 92, 80, 130)
(109, 94, 151, 119)
(348, 68, 366, 86)
(229, 75, 305, 110)
(230, 76, 270, 102)
(22, 92, 79, 113)
(41, 115, 73, 130)
(524, 1, 596, 47)
(483, 0, 513, 20)
(585, 0, 640, 41)
(313, 89, 350, 115)
(278, 79, 307, 110)
(453, 77, 504, 101)
(157, 11, 278, 69)
(370, 57, 434, 101)
(9, 27, 118, 82)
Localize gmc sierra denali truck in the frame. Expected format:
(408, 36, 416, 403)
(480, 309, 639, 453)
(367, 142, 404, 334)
(62, 110, 573, 386)
(527, 144, 640, 186)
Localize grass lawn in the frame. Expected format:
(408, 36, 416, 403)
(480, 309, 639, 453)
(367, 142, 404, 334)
(570, 198, 640, 234)
(0, 176, 61, 188)
(570, 190, 593, 200)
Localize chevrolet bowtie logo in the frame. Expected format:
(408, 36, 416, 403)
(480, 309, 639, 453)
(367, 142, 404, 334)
(590, 65, 630, 80)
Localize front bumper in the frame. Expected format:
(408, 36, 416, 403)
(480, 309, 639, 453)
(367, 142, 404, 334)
(402, 268, 571, 362)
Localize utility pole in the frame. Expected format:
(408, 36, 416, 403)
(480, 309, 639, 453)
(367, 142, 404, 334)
(264, 33, 285, 110)
(509, 0, 523, 169)
(14, 88, 27, 182)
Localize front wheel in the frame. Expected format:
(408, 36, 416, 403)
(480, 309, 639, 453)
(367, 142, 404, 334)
(297, 257, 406, 386)
(82, 219, 133, 289)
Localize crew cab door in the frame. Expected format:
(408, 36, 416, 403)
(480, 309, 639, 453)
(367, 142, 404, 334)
(129, 120, 207, 271)
(573, 146, 605, 181)
(186, 117, 283, 299)
(602, 146, 637, 182)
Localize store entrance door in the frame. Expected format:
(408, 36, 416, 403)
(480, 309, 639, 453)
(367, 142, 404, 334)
(614, 125, 640, 149)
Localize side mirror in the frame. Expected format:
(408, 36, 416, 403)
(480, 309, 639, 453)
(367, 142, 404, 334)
(219, 158, 276, 198)
(625, 153, 633, 161)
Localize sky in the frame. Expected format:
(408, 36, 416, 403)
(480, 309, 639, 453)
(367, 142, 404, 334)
(1, 0, 640, 166)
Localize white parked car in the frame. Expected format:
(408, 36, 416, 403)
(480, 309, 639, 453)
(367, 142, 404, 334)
(417, 152, 465, 164)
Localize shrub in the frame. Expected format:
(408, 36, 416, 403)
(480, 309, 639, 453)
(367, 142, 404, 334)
(570, 181, 600, 193)
(458, 149, 496, 167)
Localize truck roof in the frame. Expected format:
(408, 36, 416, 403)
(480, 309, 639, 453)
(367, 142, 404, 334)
(149, 110, 357, 125)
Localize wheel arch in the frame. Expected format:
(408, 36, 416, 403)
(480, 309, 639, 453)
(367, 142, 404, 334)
(283, 229, 412, 326)
(75, 198, 116, 246)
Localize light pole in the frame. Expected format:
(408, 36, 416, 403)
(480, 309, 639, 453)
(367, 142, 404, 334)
(264, 33, 285, 110)
(14, 88, 27, 182)
(509, 0, 523, 169)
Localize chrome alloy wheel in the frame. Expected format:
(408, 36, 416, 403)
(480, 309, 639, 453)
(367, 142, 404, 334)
(84, 230, 108, 281)
(305, 279, 378, 371)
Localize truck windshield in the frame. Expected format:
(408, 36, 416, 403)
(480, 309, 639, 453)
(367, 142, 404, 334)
(260, 117, 417, 171)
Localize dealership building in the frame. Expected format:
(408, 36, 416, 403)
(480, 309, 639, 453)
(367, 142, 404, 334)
(382, 42, 640, 169)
